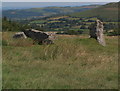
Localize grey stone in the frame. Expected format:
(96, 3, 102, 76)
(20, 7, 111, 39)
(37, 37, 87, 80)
(89, 20, 106, 46)
(42, 39, 54, 45)
(23, 29, 53, 44)
(96, 20, 106, 46)
(13, 32, 27, 39)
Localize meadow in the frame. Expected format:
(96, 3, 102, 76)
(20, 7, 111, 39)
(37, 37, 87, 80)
(2, 32, 118, 89)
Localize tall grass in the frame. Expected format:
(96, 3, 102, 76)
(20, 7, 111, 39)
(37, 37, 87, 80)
(2, 32, 118, 89)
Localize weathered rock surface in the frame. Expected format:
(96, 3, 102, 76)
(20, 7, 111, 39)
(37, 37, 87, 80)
(23, 29, 53, 44)
(13, 32, 27, 39)
(89, 22, 97, 39)
(96, 20, 106, 46)
(89, 20, 106, 46)
(13, 29, 54, 45)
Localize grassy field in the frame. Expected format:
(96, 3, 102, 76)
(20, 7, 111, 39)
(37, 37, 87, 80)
(70, 2, 118, 22)
(2, 32, 118, 89)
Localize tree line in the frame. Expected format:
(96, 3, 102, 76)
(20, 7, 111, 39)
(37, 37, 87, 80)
(2, 16, 30, 32)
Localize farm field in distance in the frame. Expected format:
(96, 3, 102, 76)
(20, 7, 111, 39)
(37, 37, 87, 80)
(26, 16, 118, 31)
(2, 32, 118, 89)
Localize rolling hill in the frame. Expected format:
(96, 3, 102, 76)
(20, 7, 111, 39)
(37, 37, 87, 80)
(70, 2, 119, 22)
(2, 5, 99, 20)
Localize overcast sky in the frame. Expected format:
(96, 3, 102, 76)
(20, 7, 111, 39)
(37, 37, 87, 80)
(1, 0, 119, 2)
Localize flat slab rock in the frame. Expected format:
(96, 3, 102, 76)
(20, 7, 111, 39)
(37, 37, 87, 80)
(23, 29, 49, 41)
(13, 29, 54, 44)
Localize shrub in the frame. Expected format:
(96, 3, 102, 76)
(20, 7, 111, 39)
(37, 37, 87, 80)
(65, 29, 83, 35)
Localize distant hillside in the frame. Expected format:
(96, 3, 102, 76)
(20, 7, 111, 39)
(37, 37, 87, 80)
(70, 2, 118, 22)
(2, 5, 99, 20)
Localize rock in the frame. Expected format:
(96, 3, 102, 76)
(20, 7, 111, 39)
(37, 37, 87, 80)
(42, 39, 54, 45)
(13, 32, 27, 39)
(45, 32, 56, 40)
(89, 20, 106, 46)
(23, 29, 53, 44)
(96, 20, 106, 46)
(89, 22, 97, 39)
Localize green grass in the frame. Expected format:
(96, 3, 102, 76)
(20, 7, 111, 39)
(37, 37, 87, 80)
(70, 2, 118, 22)
(30, 20, 46, 24)
(2, 32, 118, 89)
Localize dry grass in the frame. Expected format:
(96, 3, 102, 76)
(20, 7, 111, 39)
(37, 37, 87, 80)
(2, 32, 33, 47)
(2, 32, 118, 89)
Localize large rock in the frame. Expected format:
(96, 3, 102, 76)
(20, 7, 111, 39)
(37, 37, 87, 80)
(89, 20, 106, 46)
(23, 29, 53, 44)
(96, 20, 106, 46)
(89, 22, 97, 39)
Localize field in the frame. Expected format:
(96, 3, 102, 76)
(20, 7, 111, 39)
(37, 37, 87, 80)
(70, 3, 118, 22)
(2, 32, 118, 89)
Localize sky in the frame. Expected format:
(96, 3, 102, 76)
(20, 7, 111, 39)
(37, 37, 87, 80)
(2, 2, 109, 10)
(1, 0, 119, 10)
(1, 0, 119, 2)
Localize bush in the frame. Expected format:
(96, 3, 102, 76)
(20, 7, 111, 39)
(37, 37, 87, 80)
(80, 25, 86, 29)
(65, 29, 83, 35)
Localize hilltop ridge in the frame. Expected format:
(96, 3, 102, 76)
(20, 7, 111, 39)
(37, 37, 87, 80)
(70, 2, 118, 21)
(2, 5, 100, 20)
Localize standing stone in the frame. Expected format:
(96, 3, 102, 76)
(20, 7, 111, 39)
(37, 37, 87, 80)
(96, 20, 106, 46)
(89, 20, 106, 46)
(89, 21, 97, 39)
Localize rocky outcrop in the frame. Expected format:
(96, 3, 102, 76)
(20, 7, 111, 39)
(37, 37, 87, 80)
(89, 20, 106, 46)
